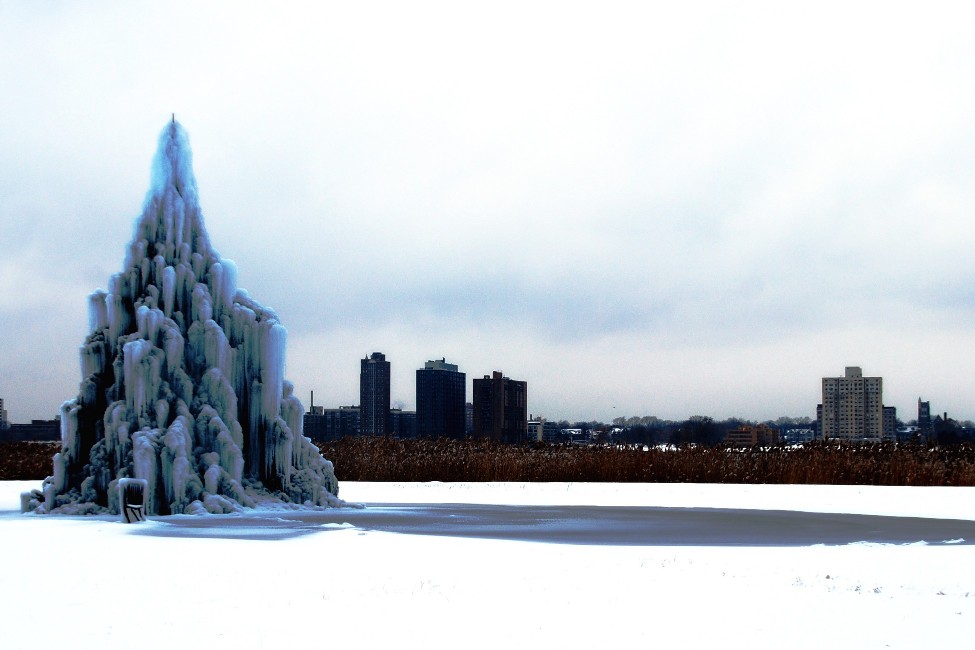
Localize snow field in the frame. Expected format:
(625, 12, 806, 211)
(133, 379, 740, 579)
(2, 481, 973, 649)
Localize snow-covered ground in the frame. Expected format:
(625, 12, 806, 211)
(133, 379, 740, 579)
(2, 481, 973, 649)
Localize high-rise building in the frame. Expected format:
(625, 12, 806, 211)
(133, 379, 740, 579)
(416, 358, 466, 439)
(820, 366, 885, 441)
(473, 371, 528, 443)
(883, 406, 897, 441)
(918, 398, 932, 430)
(360, 352, 391, 436)
(0, 398, 7, 430)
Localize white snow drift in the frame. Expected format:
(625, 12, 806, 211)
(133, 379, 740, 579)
(3, 481, 975, 650)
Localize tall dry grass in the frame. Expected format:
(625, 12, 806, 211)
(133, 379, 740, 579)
(0, 442, 59, 481)
(319, 438, 975, 486)
(5, 439, 975, 486)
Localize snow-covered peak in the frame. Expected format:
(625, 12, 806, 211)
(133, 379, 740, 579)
(149, 118, 198, 207)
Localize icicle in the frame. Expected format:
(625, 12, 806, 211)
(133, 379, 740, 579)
(162, 265, 176, 317)
(203, 320, 231, 380)
(190, 252, 205, 283)
(131, 429, 159, 514)
(52, 453, 66, 494)
(135, 305, 149, 339)
(201, 367, 237, 431)
(259, 321, 286, 422)
(146, 307, 164, 345)
(208, 259, 237, 321)
(162, 322, 184, 377)
(80, 339, 108, 379)
(204, 462, 221, 495)
(88, 290, 109, 333)
(162, 417, 196, 513)
(175, 261, 192, 312)
(106, 284, 124, 344)
(191, 282, 213, 324)
(60, 400, 81, 467)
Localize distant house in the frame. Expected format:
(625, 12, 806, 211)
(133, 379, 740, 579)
(303, 406, 360, 441)
(3, 419, 60, 442)
(528, 418, 562, 443)
(724, 424, 780, 446)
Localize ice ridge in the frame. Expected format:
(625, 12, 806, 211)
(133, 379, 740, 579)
(24, 120, 339, 516)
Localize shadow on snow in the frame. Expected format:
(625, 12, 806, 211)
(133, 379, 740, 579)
(120, 504, 975, 546)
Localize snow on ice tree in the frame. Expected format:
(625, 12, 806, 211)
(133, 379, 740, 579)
(24, 120, 339, 515)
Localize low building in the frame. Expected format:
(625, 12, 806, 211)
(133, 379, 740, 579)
(528, 417, 565, 443)
(391, 409, 417, 438)
(724, 424, 781, 446)
(3, 419, 60, 442)
(303, 406, 360, 441)
(781, 426, 816, 444)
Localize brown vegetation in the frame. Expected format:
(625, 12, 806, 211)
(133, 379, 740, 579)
(319, 437, 975, 486)
(6, 438, 975, 486)
(0, 442, 60, 481)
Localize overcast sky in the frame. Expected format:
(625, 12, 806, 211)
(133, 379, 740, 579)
(2, 1, 974, 424)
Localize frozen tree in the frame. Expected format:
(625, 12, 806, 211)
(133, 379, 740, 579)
(24, 120, 338, 515)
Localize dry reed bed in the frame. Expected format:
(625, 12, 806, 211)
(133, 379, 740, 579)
(320, 437, 975, 486)
(4, 439, 975, 486)
(0, 441, 60, 481)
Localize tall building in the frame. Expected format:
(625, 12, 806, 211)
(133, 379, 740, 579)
(0, 398, 7, 430)
(360, 352, 391, 436)
(473, 371, 528, 443)
(820, 366, 884, 441)
(416, 358, 466, 438)
(883, 406, 897, 441)
(918, 398, 932, 430)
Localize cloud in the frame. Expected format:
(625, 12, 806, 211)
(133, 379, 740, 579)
(3, 2, 975, 423)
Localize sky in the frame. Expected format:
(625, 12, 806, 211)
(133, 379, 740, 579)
(2, 1, 975, 424)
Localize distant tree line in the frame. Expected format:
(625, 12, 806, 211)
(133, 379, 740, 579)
(546, 415, 814, 447)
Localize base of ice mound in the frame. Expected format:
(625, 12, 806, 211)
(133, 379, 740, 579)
(24, 119, 339, 516)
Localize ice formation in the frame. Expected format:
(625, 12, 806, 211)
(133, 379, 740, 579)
(24, 120, 338, 515)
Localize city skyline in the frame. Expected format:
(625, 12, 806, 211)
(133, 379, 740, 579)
(2, 3, 975, 424)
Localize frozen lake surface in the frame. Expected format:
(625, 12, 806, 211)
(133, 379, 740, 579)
(130, 502, 975, 546)
(3, 480, 974, 649)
